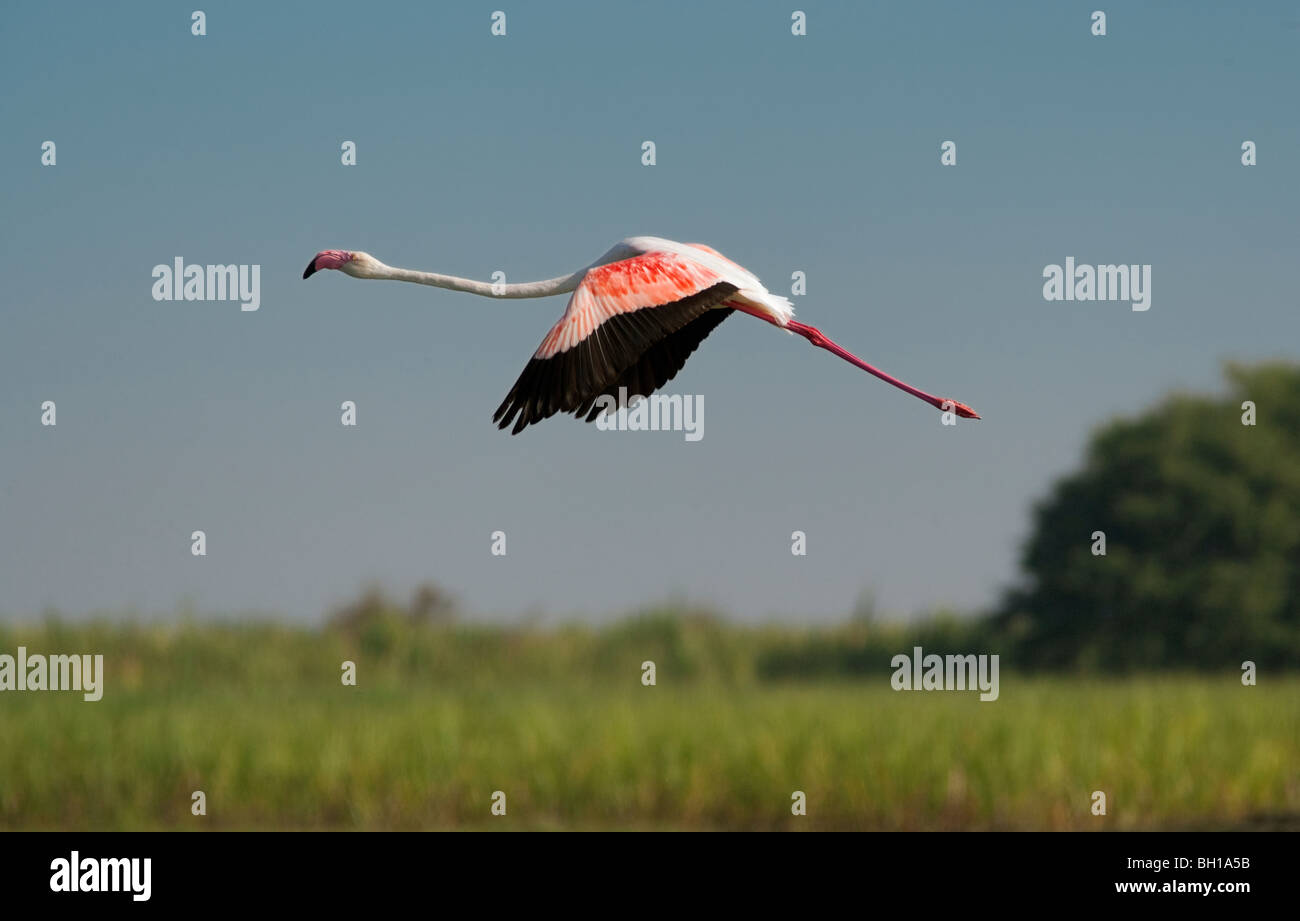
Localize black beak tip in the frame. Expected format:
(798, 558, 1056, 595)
(302, 259, 317, 280)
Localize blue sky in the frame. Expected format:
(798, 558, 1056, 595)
(2, 1, 1297, 623)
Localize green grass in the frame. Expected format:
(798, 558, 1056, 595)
(1, 616, 1296, 830)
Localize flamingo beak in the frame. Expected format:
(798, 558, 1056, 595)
(952, 401, 981, 420)
(303, 249, 354, 279)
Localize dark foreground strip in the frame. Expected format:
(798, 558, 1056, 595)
(0, 829, 1286, 910)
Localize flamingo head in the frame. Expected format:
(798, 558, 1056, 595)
(302, 250, 383, 279)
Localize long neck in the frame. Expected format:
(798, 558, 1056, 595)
(371, 264, 585, 299)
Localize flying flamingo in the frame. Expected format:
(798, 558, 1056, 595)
(302, 236, 980, 433)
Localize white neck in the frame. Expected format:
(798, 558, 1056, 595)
(365, 263, 585, 299)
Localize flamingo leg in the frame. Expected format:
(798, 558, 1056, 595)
(770, 313, 979, 420)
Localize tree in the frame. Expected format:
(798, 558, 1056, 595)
(996, 362, 1300, 670)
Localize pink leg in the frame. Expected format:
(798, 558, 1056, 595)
(770, 312, 979, 419)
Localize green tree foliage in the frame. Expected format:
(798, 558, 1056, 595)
(997, 362, 1300, 670)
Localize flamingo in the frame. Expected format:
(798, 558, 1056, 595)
(302, 236, 980, 433)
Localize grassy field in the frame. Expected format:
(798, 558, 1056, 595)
(1, 614, 1297, 830)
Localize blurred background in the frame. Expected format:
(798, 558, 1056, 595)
(1, 1, 1297, 829)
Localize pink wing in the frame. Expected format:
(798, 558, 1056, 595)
(685, 243, 751, 277)
(494, 251, 738, 434)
